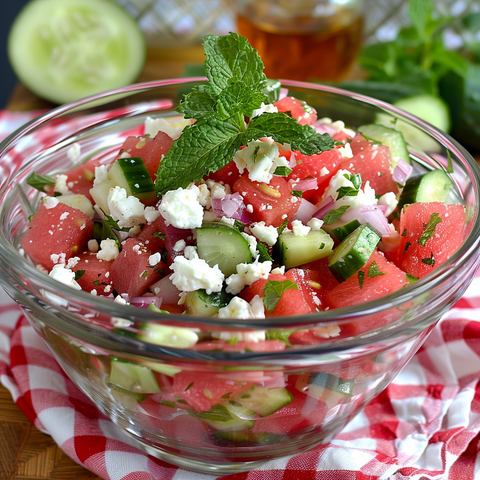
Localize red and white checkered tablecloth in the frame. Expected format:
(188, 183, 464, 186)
(1, 110, 480, 480)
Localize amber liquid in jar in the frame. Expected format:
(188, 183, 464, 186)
(237, 1, 363, 82)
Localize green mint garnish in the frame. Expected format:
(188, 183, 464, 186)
(401, 228, 408, 237)
(155, 33, 336, 195)
(265, 329, 295, 346)
(234, 219, 246, 232)
(74, 270, 85, 281)
(257, 242, 274, 262)
(192, 404, 232, 422)
(291, 190, 303, 197)
(358, 270, 365, 289)
(336, 186, 359, 200)
(323, 205, 350, 224)
(368, 261, 386, 278)
(404, 241, 412, 254)
(185, 382, 194, 391)
(161, 401, 176, 408)
(27, 173, 56, 193)
(422, 252, 435, 266)
(277, 218, 289, 234)
(152, 232, 166, 240)
(418, 213, 442, 246)
(263, 279, 298, 312)
(274, 166, 293, 176)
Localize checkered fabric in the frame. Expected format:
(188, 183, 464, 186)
(1, 110, 480, 479)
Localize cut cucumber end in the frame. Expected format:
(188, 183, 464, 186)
(8, 0, 146, 104)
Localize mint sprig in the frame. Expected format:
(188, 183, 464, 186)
(155, 33, 336, 195)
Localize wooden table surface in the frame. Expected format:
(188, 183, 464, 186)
(1, 48, 480, 480)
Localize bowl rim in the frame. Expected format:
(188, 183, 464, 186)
(0, 77, 479, 337)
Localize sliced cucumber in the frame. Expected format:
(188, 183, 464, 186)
(323, 219, 361, 242)
(137, 323, 199, 349)
(358, 123, 411, 168)
(192, 403, 255, 431)
(89, 178, 117, 214)
(377, 94, 451, 153)
(295, 372, 354, 409)
(108, 157, 156, 203)
(185, 289, 231, 317)
(108, 356, 161, 394)
(7, 0, 146, 104)
(328, 224, 380, 282)
(275, 229, 334, 269)
(397, 169, 454, 211)
(235, 386, 293, 417)
(196, 224, 253, 277)
(58, 194, 95, 218)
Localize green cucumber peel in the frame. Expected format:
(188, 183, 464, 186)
(155, 33, 336, 195)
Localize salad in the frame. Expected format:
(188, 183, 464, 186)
(17, 33, 468, 455)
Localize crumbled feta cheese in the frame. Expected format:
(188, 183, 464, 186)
(378, 192, 398, 217)
(44, 196, 59, 209)
(233, 141, 289, 183)
(291, 220, 311, 236)
(220, 216, 235, 226)
(271, 265, 285, 275)
(337, 142, 353, 159)
(107, 186, 145, 228)
(93, 165, 110, 187)
(97, 239, 119, 261)
(144, 116, 189, 140)
(250, 221, 278, 246)
(320, 167, 330, 177)
(324, 169, 377, 209)
(246, 204, 254, 213)
(49, 264, 82, 291)
(54, 174, 70, 195)
(203, 210, 217, 222)
(67, 143, 81, 162)
(312, 324, 341, 338)
(217, 295, 265, 319)
(196, 183, 211, 208)
(184, 246, 198, 260)
(212, 329, 267, 341)
(144, 206, 161, 223)
(241, 232, 258, 257)
(226, 258, 272, 295)
(307, 217, 324, 231)
(173, 239, 186, 252)
(170, 255, 224, 294)
(149, 252, 162, 266)
(251, 102, 278, 118)
(159, 185, 203, 229)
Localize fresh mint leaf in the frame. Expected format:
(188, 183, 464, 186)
(408, 0, 433, 41)
(368, 261, 386, 278)
(263, 279, 298, 312)
(156, 119, 246, 194)
(418, 212, 442, 246)
(203, 33, 267, 95)
(27, 172, 56, 193)
(246, 113, 337, 154)
(192, 404, 232, 422)
(323, 205, 350, 224)
(216, 81, 267, 120)
(74, 270, 85, 281)
(274, 166, 293, 176)
(257, 242, 274, 262)
(336, 186, 359, 200)
(422, 252, 435, 266)
(265, 329, 295, 346)
(177, 84, 217, 120)
(358, 270, 365, 289)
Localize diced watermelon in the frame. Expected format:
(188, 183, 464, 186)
(171, 371, 253, 412)
(21, 200, 94, 270)
(119, 132, 173, 181)
(274, 97, 317, 126)
(397, 202, 466, 279)
(287, 148, 342, 204)
(240, 273, 313, 317)
(325, 251, 407, 309)
(110, 238, 166, 297)
(71, 252, 113, 294)
(233, 174, 300, 227)
(205, 159, 240, 187)
(341, 140, 398, 196)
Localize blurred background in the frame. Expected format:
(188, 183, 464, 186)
(1, 0, 480, 149)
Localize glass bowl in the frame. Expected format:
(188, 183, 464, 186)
(0, 79, 479, 474)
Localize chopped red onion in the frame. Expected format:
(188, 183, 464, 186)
(130, 295, 162, 309)
(279, 88, 289, 100)
(288, 150, 296, 169)
(212, 193, 245, 219)
(314, 122, 338, 137)
(312, 196, 334, 220)
(291, 178, 317, 192)
(149, 274, 181, 304)
(294, 198, 318, 223)
(360, 206, 391, 236)
(393, 159, 413, 186)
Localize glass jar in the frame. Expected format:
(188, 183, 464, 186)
(233, 0, 364, 81)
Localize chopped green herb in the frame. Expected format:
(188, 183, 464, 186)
(263, 279, 298, 312)
(319, 242, 325, 249)
(368, 261, 386, 278)
(323, 205, 350, 224)
(221, 392, 231, 399)
(274, 166, 293, 176)
(257, 242, 274, 262)
(92, 280, 100, 286)
(418, 212, 442, 246)
(185, 382, 194, 391)
(265, 329, 295, 346)
(227, 338, 239, 344)
(291, 190, 303, 197)
(404, 241, 412, 254)
(74, 270, 85, 281)
(161, 401, 176, 408)
(141, 270, 148, 278)
(422, 252, 435, 266)
(446, 150, 454, 174)
(152, 232, 166, 240)
(277, 218, 289, 234)
(336, 186, 359, 200)
(358, 270, 365, 289)
(401, 228, 408, 237)
(192, 404, 232, 422)
(234, 219, 246, 232)
(26, 172, 56, 193)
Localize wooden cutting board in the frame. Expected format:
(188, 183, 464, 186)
(1, 50, 479, 480)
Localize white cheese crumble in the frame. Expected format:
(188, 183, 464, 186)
(324, 169, 377, 209)
(97, 239, 119, 261)
(170, 255, 224, 295)
(48, 264, 82, 291)
(54, 174, 70, 195)
(107, 186, 146, 228)
(173, 239, 186, 252)
(251, 102, 278, 118)
(378, 192, 398, 217)
(217, 295, 265, 320)
(241, 232, 258, 257)
(226, 258, 272, 295)
(43, 196, 60, 209)
(291, 220, 311, 236)
(144, 116, 189, 140)
(144, 206, 161, 223)
(250, 221, 278, 246)
(307, 217, 324, 231)
(67, 143, 81, 162)
(159, 185, 203, 229)
(93, 165, 110, 187)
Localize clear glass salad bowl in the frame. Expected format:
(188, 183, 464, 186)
(0, 79, 479, 474)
